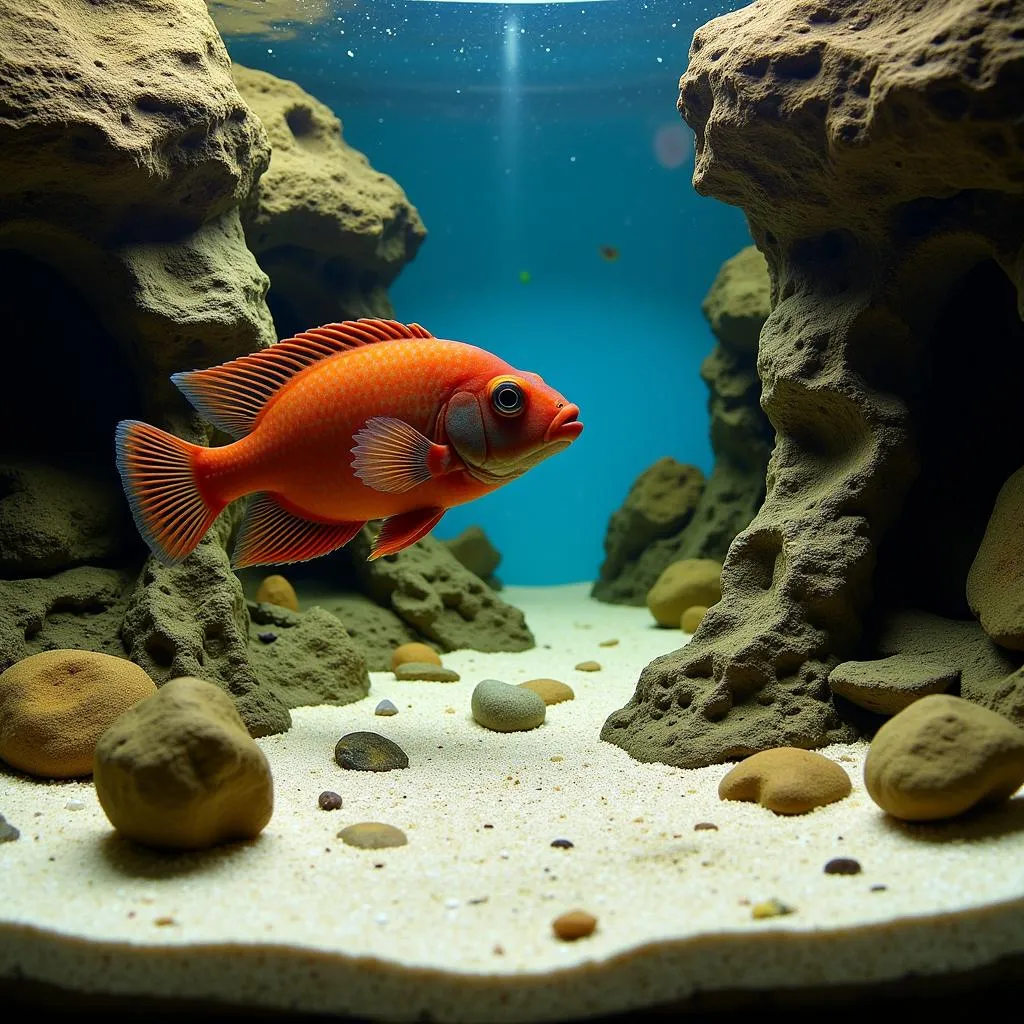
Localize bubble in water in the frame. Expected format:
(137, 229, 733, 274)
(653, 122, 692, 169)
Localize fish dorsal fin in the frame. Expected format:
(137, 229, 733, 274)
(171, 318, 435, 439)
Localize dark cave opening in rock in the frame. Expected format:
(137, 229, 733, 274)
(871, 258, 1024, 622)
(0, 249, 150, 573)
(0, 250, 145, 468)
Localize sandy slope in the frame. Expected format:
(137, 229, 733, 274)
(1, 583, 1022, 1021)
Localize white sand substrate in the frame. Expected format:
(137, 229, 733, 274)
(1, 582, 1023, 1021)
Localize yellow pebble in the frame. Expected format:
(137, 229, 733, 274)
(391, 642, 442, 671)
(255, 574, 299, 612)
(574, 660, 601, 672)
(518, 678, 575, 705)
(680, 605, 708, 633)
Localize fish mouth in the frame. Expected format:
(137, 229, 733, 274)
(545, 404, 583, 444)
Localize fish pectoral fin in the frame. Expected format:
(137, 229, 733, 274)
(369, 507, 446, 560)
(352, 416, 453, 493)
(232, 493, 364, 569)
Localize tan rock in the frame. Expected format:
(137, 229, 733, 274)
(93, 676, 273, 849)
(680, 605, 709, 633)
(518, 679, 575, 705)
(967, 467, 1024, 650)
(552, 909, 597, 941)
(828, 655, 958, 716)
(255, 574, 299, 612)
(863, 694, 1024, 821)
(0, 650, 156, 778)
(719, 747, 852, 815)
(391, 643, 442, 671)
(646, 559, 721, 628)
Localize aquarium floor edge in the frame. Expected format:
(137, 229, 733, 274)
(2, 583, 1023, 1022)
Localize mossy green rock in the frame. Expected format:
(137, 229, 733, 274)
(334, 731, 409, 771)
(471, 679, 546, 732)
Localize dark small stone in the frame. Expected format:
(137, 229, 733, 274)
(334, 731, 409, 772)
(483, 823, 494, 829)
(870, 884, 888, 892)
(318, 790, 343, 811)
(694, 821, 719, 831)
(824, 857, 862, 875)
(257, 631, 278, 644)
(0, 814, 19, 843)
(550, 838, 574, 849)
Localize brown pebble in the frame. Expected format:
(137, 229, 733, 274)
(574, 660, 601, 672)
(598, 638, 619, 647)
(824, 857, 862, 875)
(693, 821, 718, 831)
(390, 643, 442, 671)
(518, 678, 575, 705)
(255, 574, 299, 612)
(318, 791, 343, 811)
(552, 909, 597, 941)
(550, 837, 574, 849)
(719, 747, 852, 815)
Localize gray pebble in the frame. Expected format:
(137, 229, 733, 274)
(471, 679, 546, 732)
(0, 813, 19, 843)
(375, 699, 399, 716)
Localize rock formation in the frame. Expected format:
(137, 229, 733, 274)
(232, 64, 427, 338)
(603, 0, 1024, 767)
(592, 245, 773, 604)
(0, 0, 531, 736)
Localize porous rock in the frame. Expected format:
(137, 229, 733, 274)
(863, 694, 1024, 821)
(0, 649, 157, 778)
(444, 525, 503, 589)
(0, 567, 134, 673)
(592, 458, 705, 605)
(121, 513, 291, 738)
(828, 655, 959, 716)
(967, 466, 1024, 651)
(603, 0, 1024, 767)
(646, 559, 722, 628)
(348, 531, 534, 654)
(93, 676, 274, 849)
(232, 63, 426, 338)
(247, 605, 369, 709)
(719, 747, 852, 815)
(0, 462, 131, 577)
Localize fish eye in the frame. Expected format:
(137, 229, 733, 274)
(491, 379, 525, 417)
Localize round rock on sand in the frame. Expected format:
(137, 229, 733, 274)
(472, 679, 546, 732)
(255, 574, 299, 612)
(863, 693, 1024, 821)
(391, 643, 442, 671)
(0, 649, 157, 778)
(93, 676, 274, 850)
(646, 559, 722, 628)
(518, 678, 574, 705)
(718, 747, 852, 815)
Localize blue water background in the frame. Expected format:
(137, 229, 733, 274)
(224, 1, 753, 585)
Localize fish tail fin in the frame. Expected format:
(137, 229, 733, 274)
(115, 420, 223, 566)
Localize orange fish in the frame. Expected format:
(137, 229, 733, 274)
(115, 318, 583, 568)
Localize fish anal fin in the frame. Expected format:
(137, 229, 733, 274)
(369, 507, 446, 560)
(172, 318, 435, 440)
(233, 493, 363, 569)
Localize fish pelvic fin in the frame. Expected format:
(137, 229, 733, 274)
(115, 420, 223, 566)
(369, 507, 446, 560)
(172, 319, 436, 440)
(232, 493, 364, 569)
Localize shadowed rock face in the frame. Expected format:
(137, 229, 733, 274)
(602, 0, 1024, 767)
